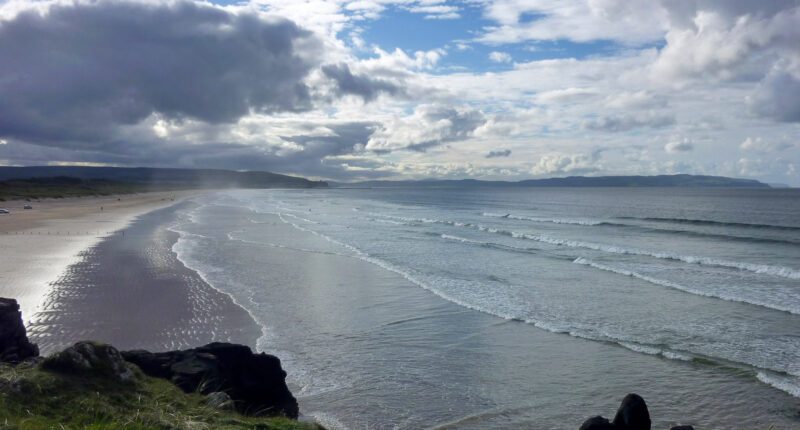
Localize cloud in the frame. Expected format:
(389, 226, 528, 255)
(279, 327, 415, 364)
(583, 112, 675, 132)
(739, 137, 793, 153)
(664, 138, 694, 153)
(0, 0, 322, 148)
(528, 152, 600, 176)
(537, 88, 599, 104)
(486, 149, 511, 158)
(489, 51, 512, 63)
(321, 63, 404, 102)
(404, 4, 460, 20)
(477, 0, 667, 45)
(604, 90, 667, 109)
(749, 68, 800, 123)
(0, 119, 381, 179)
(366, 104, 487, 152)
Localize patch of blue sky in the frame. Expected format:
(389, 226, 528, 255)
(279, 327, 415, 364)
(358, 6, 641, 74)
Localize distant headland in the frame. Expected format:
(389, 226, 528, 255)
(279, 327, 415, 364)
(333, 174, 772, 188)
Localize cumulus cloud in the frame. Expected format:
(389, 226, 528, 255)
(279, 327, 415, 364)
(664, 138, 694, 153)
(489, 51, 512, 63)
(486, 149, 511, 158)
(528, 152, 600, 176)
(582, 112, 675, 132)
(366, 104, 486, 152)
(0, 0, 324, 148)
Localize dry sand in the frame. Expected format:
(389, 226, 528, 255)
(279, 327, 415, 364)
(0, 191, 202, 322)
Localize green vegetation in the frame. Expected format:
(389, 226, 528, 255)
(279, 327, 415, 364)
(0, 361, 320, 430)
(0, 177, 181, 201)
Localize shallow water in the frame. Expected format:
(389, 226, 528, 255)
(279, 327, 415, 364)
(170, 188, 800, 429)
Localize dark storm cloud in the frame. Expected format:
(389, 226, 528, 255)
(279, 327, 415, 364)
(0, 121, 382, 180)
(486, 149, 511, 158)
(321, 63, 405, 102)
(0, 0, 321, 148)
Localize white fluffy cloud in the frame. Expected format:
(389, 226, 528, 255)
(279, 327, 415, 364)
(489, 51, 512, 63)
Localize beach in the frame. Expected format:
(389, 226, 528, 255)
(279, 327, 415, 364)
(2, 188, 799, 429)
(0, 192, 200, 325)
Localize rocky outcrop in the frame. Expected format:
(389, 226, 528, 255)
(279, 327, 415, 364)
(0, 298, 39, 363)
(41, 341, 136, 381)
(122, 342, 299, 418)
(579, 394, 693, 430)
(613, 394, 651, 430)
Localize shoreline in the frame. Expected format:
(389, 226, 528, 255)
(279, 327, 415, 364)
(0, 191, 202, 326)
(6, 188, 799, 429)
(25, 197, 261, 354)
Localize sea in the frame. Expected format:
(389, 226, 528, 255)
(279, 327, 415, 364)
(167, 187, 800, 429)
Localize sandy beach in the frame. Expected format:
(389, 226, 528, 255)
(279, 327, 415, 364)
(0, 191, 200, 323)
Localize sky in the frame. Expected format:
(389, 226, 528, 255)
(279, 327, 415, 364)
(0, 0, 799, 184)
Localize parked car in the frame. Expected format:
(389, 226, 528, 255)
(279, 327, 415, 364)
(23, 205, 32, 209)
(0, 209, 9, 214)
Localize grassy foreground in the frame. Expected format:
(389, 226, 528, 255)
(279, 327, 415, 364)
(0, 361, 319, 430)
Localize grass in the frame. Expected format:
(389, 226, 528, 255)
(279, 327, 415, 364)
(0, 361, 321, 430)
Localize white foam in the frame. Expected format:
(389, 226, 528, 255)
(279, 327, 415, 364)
(472, 225, 800, 280)
(483, 212, 605, 226)
(618, 342, 693, 361)
(572, 257, 800, 315)
(756, 372, 800, 399)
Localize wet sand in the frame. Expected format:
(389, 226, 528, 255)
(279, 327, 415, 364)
(24, 200, 261, 354)
(0, 191, 198, 324)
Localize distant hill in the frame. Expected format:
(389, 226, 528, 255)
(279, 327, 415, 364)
(334, 174, 770, 188)
(0, 166, 327, 189)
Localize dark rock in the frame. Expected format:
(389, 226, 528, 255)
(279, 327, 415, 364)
(580, 415, 619, 430)
(41, 341, 136, 382)
(122, 342, 298, 418)
(670, 426, 694, 430)
(0, 298, 39, 363)
(612, 393, 651, 430)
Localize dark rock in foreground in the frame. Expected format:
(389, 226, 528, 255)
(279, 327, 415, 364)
(580, 393, 693, 430)
(0, 298, 39, 363)
(580, 416, 618, 430)
(613, 393, 651, 430)
(122, 342, 299, 418)
(41, 341, 135, 382)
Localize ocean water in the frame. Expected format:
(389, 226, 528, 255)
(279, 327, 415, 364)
(170, 188, 800, 429)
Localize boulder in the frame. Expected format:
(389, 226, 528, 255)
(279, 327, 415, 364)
(579, 416, 618, 430)
(122, 342, 298, 418)
(42, 341, 136, 382)
(0, 298, 39, 363)
(612, 394, 651, 430)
